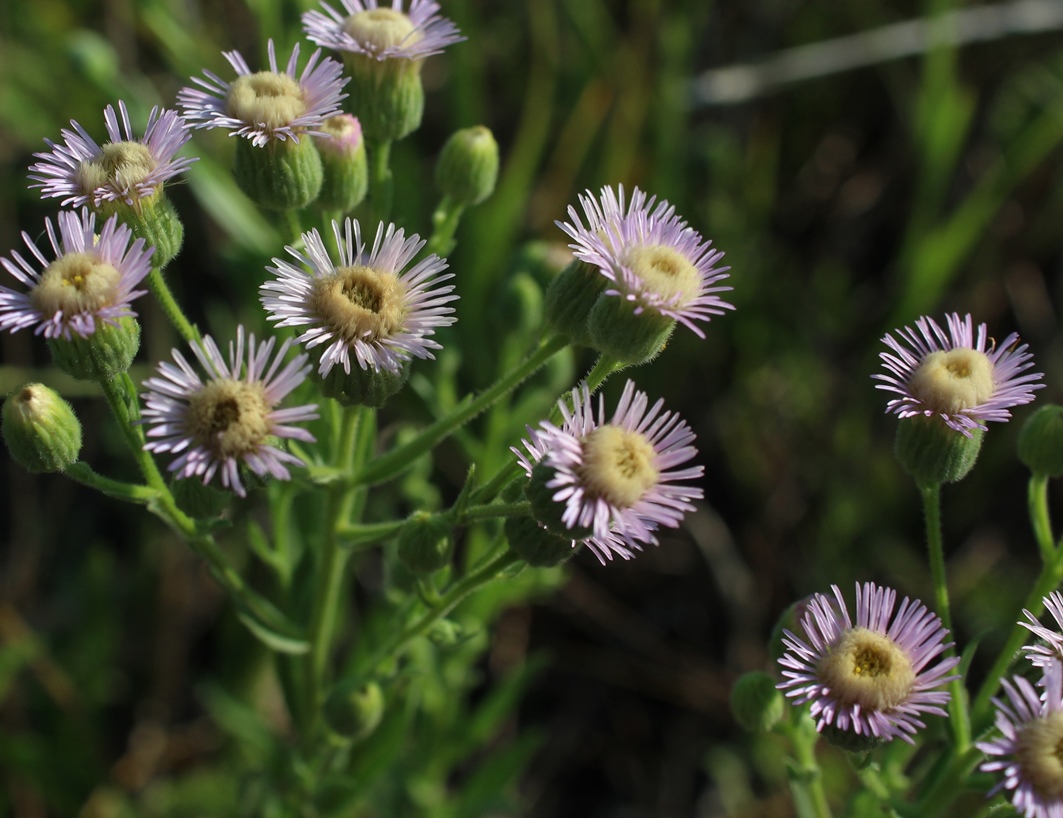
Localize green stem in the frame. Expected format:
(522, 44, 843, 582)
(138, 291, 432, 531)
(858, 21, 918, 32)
(1029, 473, 1054, 562)
(920, 482, 970, 754)
(64, 461, 158, 504)
(336, 519, 407, 547)
(459, 500, 531, 523)
(425, 195, 465, 259)
(353, 334, 569, 487)
(146, 267, 199, 345)
(915, 746, 982, 817)
(367, 138, 393, 224)
(784, 716, 833, 818)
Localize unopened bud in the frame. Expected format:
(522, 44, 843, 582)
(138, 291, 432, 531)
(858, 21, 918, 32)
(730, 672, 784, 732)
(313, 114, 368, 212)
(2, 384, 82, 473)
(397, 511, 453, 574)
(1019, 405, 1063, 478)
(324, 680, 384, 744)
(435, 126, 499, 206)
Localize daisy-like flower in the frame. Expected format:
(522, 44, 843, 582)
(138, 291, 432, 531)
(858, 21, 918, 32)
(261, 217, 457, 377)
(141, 328, 318, 497)
(777, 582, 960, 743)
(514, 380, 704, 563)
(1021, 592, 1063, 670)
(0, 208, 151, 339)
(558, 184, 733, 338)
(875, 312, 1043, 437)
(29, 101, 196, 211)
(978, 659, 1063, 818)
(302, 0, 464, 63)
(177, 40, 346, 147)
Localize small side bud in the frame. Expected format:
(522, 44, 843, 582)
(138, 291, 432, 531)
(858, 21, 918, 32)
(48, 315, 141, 381)
(730, 672, 784, 732)
(894, 416, 983, 488)
(324, 680, 384, 745)
(1019, 405, 1063, 478)
(233, 137, 324, 211)
(435, 126, 499, 206)
(2, 384, 82, 473)
(313, 114, 368, 213)
(504, 513, 579, 568)
(397, 511, 453, 574)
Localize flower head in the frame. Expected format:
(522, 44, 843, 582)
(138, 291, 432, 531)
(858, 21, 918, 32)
(0, 208, 152, 339)
(261, 217, 457, 377)
(978, 659, 1063, 818)
(558, 185, 733, 338)
(29, 101, 196, 211)
(777, 582, 960, 743)
(514, 380, 704, 564)
(875, 313, 1042, 436)
(302, 0, 464, 63)
(178, 40, 346, 147)
(1022, 592, 1063, 670)
(141, 328, 318, 497)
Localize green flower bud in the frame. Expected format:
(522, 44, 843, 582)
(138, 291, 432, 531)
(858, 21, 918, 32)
(313, 114, 369, 213)
(544, 260, 608, 345)
(48, 315, 141, 381)
(324, 680, 384, 745)
(586, 293, 675, 365)
(346, 54, 424, 142)
(435, 126, 499, 206)
(171, 476, 230, 519)
(894, 416, 983, 488)
(525, 461, 595, 540)
(1019, 405, 1063, 478)
(2, 384, 82, 473)
(313, 355, 412, 408)
(495, 271, 544, 340)
(397, 511, 453, 574)
(730, 671, 785, 732)
(504, 513, 580, 568)
(233, 137, 323, 211)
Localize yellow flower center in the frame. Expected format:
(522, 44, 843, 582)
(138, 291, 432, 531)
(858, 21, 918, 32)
(623, 244, 701, 305)
(309, 265, 408, 345)
(908, 348, 995, 414)
(577, 425, 659, 508)
(31, 252, 122, 317)
(186, 380, 272, 458)
(74, 141, 156, 196)
(225, 72, 307, 130)
(343, 9, 422, 51)
(1015, 711, 1063, 800)
(817, 628, 916, 712)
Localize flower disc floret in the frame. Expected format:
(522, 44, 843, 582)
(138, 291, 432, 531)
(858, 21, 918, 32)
(557, 185, 733, 337)
(777, 582, 960, 743)
(514, 380, 704, 564)
(875, 312, 1043, 436)
(140, 327, 319, 497)
(0, 209, 152, 339)
(303, 0, 464, 62)
(178, 40, 347, 146)
(29, 101, 196, 209)
(261, 217, 457, 376)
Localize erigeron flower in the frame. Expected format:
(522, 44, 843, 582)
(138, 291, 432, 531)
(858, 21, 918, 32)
(29, 101, 196, 211)
(261, 217, 456, 378)
(1022, 592, 1063, 670)
(875, 312, 1042, 437)
(514, 380, 704, 564)
(0, 208, 151, 339)
(302, 0, 464, 63)
(978, 659, 1063, 818)
(177, 40, 347, 147)
(140, 328, 318, 498)
(559, 184, 733, 338)
(777, 582, 960, 743)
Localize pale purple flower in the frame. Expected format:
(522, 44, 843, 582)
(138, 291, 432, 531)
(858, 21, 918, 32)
(261, 218, 457, 377)
(875, 312, 1042, 436)
(141, 327, 318, 497)
(0, 208, 152, 339)
(1022, 592, 1063, 670)
(29, 101, 196, 209)
(978, 659, 1063, 818)
(557, 184, 733, 337)
(178, 40, 347, 147)
(778, 582, 960, 743)
(303, 0, 464, 63)
(514, 380, 704, 564)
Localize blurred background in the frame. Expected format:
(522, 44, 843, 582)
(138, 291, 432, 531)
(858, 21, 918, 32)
(2, 0, 1063, 816)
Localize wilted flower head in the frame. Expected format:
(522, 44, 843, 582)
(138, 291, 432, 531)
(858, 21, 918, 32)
(29, 101, 196, 211)
(978, 659, 1063, 818)
(141, 328, 318, 497)
(303, 0, 464, 63)
(778, 582, 960, 743)
(261, 217, 457, 377)
(0, 208, 152, 339)
(515, 380, 704, 563)
(1022, 592, 1063, 670)
(875, 313, 1042, 436)
(177, 40, 346, 147)
(558, 184, 733, 338)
